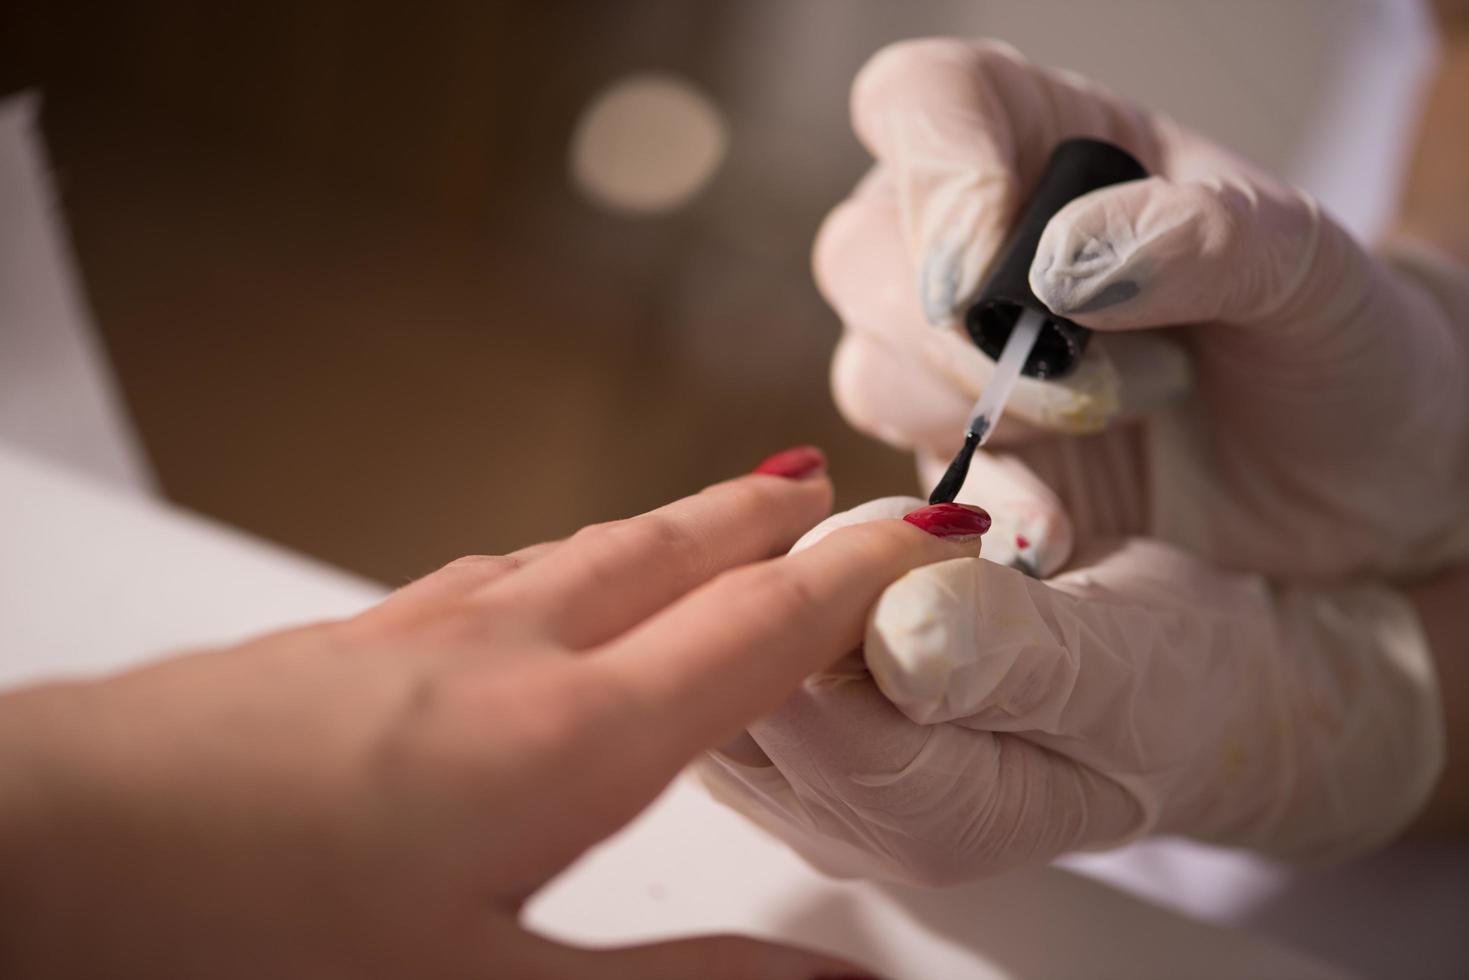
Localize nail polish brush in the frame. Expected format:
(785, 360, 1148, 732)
(928, 138, 1148, 505)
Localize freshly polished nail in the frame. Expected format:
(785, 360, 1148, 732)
(904, 502, 992, 539)
(753, 445, 827, 480)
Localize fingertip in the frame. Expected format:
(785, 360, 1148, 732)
(789, 496, 925, 555)
(1028, 181, 1152, 321)
(830, 334, 973, 452)
(851, 38, 1020, 145)
(812, 191, 874, 307)
(1029, 177, 1245, 331)
(811, 178, 923, 334)
(715, 457, 835, 540)
(902, 502, 992, 541)
(752, 445, 828, 481)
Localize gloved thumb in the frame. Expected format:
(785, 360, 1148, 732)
(864, 538, 1442, 859)
(863, 540, 1271, 841)
(1029, 173, 1330, 336)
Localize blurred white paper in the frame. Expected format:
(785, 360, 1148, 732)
(0, 92, 153, 493)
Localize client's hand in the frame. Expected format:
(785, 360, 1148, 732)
(0, 447, 990, 980)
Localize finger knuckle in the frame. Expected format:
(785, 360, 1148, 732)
(570, 515, 708, 589)
(862, 37, 968, 83)
(725, 564, 823, 634)
(708, 477, 790, 522)
(374, 666, 595, 802)
(860, 37, 1018, 104)
(638, 514, 710, 576)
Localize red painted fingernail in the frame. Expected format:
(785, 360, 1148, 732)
(903, 502, 991, 539)
(752, 445, 826, 480)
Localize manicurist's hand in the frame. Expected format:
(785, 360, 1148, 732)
(704, 500, 1443, 882)
(702, 37, 1468, 883)
(0, 446, 990, 980)
(816, 37, 1469, 581)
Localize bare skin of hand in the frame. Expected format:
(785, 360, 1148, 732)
(0, 451, 988, 980)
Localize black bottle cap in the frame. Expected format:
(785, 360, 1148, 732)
(963, 138, 1148, 380)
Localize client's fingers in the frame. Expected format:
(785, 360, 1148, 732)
(596, 500, 990, 765)
(490, 448, 834, 649)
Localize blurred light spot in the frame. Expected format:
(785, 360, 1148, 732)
(570, 73, 728, 214)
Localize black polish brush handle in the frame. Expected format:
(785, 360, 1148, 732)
(963, 138, 1148, 380)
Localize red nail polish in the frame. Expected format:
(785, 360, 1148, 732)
(753, 445, 826, 480)
(904, 502, 991, 539)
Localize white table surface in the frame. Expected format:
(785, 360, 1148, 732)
(1, 444, 1356, 979)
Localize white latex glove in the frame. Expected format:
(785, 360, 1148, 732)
(817, 38, 1469, 581)
(703, 39, 1461, 874)
(701, 499, 1442, 881)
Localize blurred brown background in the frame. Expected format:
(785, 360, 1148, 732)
(3, 1, 1466, 585)
(2, 2, 910, 584)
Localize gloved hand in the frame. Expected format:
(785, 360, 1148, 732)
(701, 497, 1442, 881)
(816, 37, 1469, 580)
(701, 37, 1463, 879)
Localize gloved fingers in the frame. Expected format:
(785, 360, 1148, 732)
(914, 448, 1073, 577)
(737, 670, 1141, 883)
(831, 333, 977, 455)
(850, 37, 1168, 324)
(865, 539, 1256, 734)
(698, 739, 905, 883)
(866, 537, 1299, 844)
(1030, 173, 1332, 339)
(940, 425, 1153, 546)
(813, 166, 931, 347)
(816, 163, 1139, 443)
(815, 166, 1010, 447)
(716, 539, 1442, 868)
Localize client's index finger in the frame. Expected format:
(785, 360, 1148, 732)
(594, 505, 987, 764)
(485, 452, 833, 650)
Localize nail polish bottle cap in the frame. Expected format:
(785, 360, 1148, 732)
(964, 138, 1148, 380)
